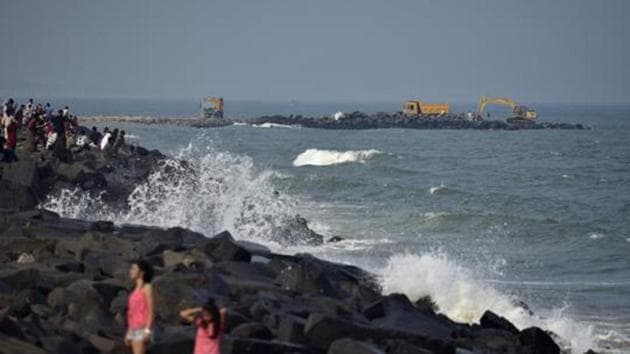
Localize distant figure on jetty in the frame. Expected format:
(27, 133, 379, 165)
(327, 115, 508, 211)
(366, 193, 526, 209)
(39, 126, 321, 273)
(112, 130, 126, 155)
(89, 126, 102, 146)
(1, 98, 18, 162)
(126, 260, 155, 354)
(100, 127, 112, 150)
(180, 298, 227, 354)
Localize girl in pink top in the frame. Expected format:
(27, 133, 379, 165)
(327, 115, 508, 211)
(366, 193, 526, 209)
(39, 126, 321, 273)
(180, 298, 227, 354)
(125, 260, 155, 354)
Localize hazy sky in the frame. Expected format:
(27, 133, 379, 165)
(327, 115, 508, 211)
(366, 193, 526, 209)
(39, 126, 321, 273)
(1, 0, 629, 103)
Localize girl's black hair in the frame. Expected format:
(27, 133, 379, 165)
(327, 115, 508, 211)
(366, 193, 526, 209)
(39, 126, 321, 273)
(132, 259, 154, 283)
(201, 298, 222, 339)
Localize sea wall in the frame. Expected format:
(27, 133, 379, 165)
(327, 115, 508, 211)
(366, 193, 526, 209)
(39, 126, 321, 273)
(83, 112, 587, 130)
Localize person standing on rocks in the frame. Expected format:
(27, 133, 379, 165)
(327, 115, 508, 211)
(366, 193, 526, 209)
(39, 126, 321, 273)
(100, 127, 112, 150)
(45, 102, 53, 120)
(125, 260, 155, 354)
(50, 109, 71, 161)
(14, 104, 25, 125)
(111, 130, 125, 155)
(179, 298, 227, 354)
(1, 100, 18, 162)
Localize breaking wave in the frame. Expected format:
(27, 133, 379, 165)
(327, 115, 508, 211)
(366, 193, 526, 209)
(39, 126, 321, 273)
(252, 122, 299, 129)
(588, 232, 605, 240)
(43, 139, 305, 246)
(429, 184, 446, 195)
(379, 252, 599, 353)
(293, 148, 382, 167)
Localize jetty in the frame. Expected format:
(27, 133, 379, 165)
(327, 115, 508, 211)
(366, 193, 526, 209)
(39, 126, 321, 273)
(82, 112, 586, 130)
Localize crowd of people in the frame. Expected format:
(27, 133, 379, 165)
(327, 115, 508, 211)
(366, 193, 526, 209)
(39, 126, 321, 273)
(1, 97, 126, 162)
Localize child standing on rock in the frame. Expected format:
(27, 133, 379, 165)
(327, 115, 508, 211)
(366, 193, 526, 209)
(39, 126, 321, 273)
(125, 260, 155, 354)
(180, 298, 227, 354)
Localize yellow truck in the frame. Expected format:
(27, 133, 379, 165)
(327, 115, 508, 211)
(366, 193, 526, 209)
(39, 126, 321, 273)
(403, 100, 450, 116)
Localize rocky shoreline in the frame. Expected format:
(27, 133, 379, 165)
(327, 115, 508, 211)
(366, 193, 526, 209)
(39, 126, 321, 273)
(83, 111, 587, 131)
(0, 129, 580, 353)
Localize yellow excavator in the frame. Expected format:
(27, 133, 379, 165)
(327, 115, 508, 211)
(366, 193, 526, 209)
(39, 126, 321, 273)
(477, 97, 537, 124)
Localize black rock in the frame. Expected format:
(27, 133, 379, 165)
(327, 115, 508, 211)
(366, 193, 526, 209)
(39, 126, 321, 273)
(204, 231, 251, 262)
(518, 327, 560, 354)
(480, 310, 519, 334)
(149, 326, 195, 354)
(328, 338, 385, 354)
(230, 322, 273, 340)
(221, 336, 308, 354)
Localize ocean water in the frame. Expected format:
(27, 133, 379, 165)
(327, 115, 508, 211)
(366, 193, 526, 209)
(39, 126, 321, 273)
(42, 99, 630, 353)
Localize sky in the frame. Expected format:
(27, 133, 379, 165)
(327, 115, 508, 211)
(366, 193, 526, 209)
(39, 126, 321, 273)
(1, 0, 629, 104)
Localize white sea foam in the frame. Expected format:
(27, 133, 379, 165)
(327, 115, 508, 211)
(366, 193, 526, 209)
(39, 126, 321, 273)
(293, 149, 382, 167)
(429, 184, 446, 195)
(423, 211, 449, 220)
(379, 252, 599, 353)
(252, 122, 299, 129)
(589, 232, 605, 240)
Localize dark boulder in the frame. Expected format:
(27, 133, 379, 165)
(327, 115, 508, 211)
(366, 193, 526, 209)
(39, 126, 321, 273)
(221, 336, 308, 354)
(304, 313, 455, 353)
(328, 338, 385, 354)
(0, 333, 47, 354)
(518, 327, 560, 354)
(362, 294, 456, 341)
(204, 231, 251, 262)
(2, 158, 40, 193)
(230, 322, 274, 340)
(480, 310, 519, 334)
(149, 326, 195, 354)
(152, 271, 230, 323)
(0, 180, 39, 211)
(276, 315, 308, 344)
(274, 215, 324, 246)
(384, 339, 435, 354)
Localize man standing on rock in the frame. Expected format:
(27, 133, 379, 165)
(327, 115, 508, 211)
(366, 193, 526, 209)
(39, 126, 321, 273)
(1, 99, 18, 162)
(51, 110, 70, 161)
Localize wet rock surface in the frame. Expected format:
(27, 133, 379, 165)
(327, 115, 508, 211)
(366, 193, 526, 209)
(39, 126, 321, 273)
(0, 130, 164, 212)
(0, 209, 565, 353)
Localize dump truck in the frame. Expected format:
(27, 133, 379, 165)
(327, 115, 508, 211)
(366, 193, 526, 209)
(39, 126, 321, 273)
(477, 97, 537, 123)
(403, 100, 450, 116)
(201, 97, 224, 119)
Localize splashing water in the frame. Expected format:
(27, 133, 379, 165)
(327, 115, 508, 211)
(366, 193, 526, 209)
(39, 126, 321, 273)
(43, 140, 302, 246)
(379, 252, 599, 353)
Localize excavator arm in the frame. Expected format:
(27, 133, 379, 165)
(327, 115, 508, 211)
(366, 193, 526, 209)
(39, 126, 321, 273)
(478, 97, 518, 116)
(477, 96, 537, 122)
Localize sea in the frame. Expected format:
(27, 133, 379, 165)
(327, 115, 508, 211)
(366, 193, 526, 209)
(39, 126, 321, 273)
(37, 98, 630, 353)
